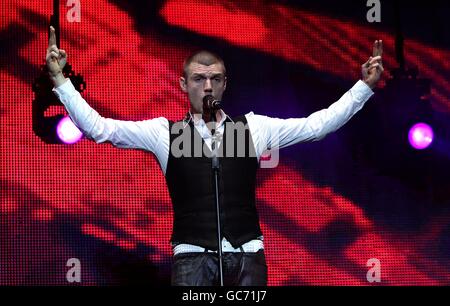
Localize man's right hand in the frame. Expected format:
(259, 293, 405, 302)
(46, 26, 67, 87)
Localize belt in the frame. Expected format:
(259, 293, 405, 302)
(173, 237, 264, 256)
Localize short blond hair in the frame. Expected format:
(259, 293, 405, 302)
(183, 50, 226, 78)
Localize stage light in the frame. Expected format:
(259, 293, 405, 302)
(56, 116, 83, 144)
(408, 122, 433, 150)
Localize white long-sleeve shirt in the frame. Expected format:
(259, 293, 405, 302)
(53, 79, 374, 254)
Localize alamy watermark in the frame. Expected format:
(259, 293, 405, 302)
(66, 258, 81, 283)
(66, 0, 81, 23)
(170, 120, 279, 168)
(366, 0, 381, 23)
(366, 258, 381, 283)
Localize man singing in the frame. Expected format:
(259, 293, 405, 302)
(46, 26, 383, 286)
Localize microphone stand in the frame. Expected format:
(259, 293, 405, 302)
(209, 109, 224, 286)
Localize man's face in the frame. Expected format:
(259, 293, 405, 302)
(179, 62, 227, 113)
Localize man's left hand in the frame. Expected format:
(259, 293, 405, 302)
(362, 40, 384, 89)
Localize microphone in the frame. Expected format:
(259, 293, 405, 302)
(203, 95, 222, 110)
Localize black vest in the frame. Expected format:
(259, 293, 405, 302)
(165, 114, 262, 250)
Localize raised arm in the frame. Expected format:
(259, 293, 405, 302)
(46, 26, 67, 88)
(46, 26, 168, 153)
(52, 80, 167, 152)
(246, 40, 383, 156)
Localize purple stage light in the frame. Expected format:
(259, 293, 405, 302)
(56, 116, 83, 144)
(408, 123, 433, 150)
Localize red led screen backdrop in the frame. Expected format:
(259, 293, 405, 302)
(1, 0, 449, 285)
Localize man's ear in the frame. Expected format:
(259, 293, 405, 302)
(223, 76, 227, 91)
(179, 76, 187, 93)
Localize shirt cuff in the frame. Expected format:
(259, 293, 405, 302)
(351, 80, 374, 103)
(52, 78, 75, 100)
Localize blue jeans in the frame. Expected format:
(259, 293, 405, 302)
(171, 250, 268, 286)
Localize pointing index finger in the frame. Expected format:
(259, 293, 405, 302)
(49, 26, 56, 48)
(378, 40, 383, 57)
(373, 40, 383, 57)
